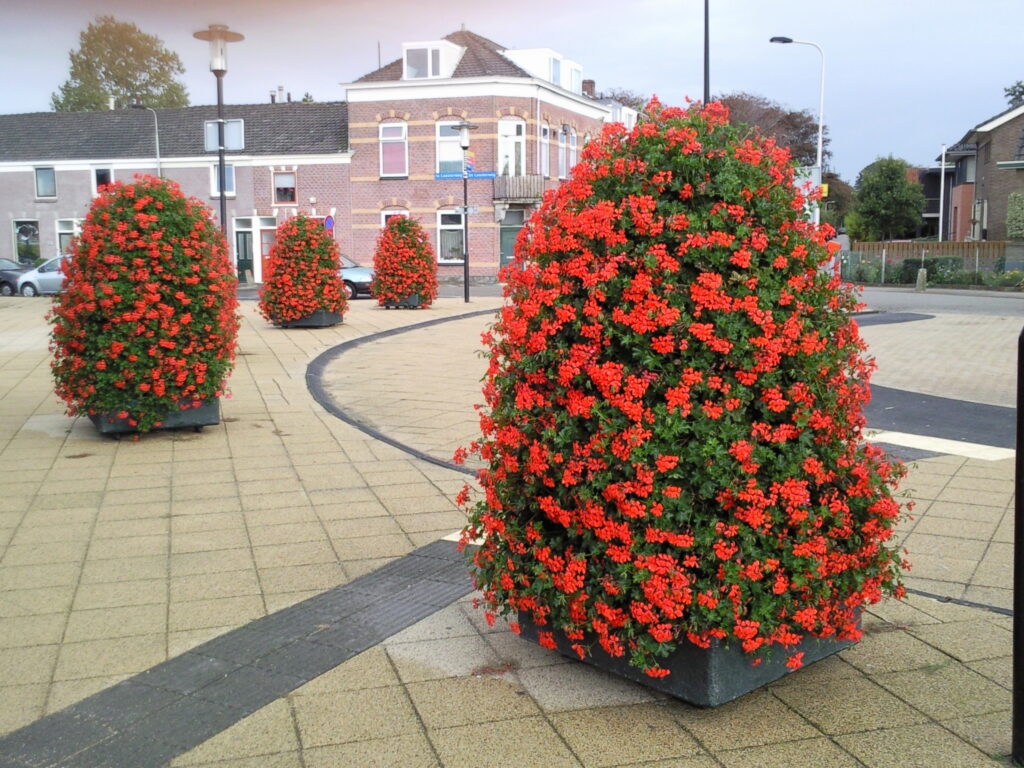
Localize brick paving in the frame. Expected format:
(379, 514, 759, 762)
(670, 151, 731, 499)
(0, 294, 1016, 767)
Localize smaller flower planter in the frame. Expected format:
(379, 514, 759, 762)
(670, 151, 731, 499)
(89, 398, 221, 435)
(517, 612, 855, 708)
(275, 309, 344, 328)
(382, 294, 421, 309)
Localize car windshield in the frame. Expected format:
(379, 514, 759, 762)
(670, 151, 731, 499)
(340, 255, 360, 269)
(0, 258, 21, 270)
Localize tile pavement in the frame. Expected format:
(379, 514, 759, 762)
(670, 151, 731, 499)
(0, 294, 1017, 766)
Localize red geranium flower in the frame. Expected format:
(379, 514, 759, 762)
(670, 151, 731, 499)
(371, 216, 438, 307)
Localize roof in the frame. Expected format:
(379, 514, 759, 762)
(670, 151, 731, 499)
(355, 28, 531, 83)
(0, 102, 349, 162)
(947, 102, 1024, 151)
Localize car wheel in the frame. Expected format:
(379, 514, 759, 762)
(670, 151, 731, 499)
(0, 282, 12, 297)
(343, 281, 356, 300)
(20, 283, 38, 297)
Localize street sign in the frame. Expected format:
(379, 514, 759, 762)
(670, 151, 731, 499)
(434, 171, 498, 180)
(456, 205, 480, 214)
(323, 215, 335, 230)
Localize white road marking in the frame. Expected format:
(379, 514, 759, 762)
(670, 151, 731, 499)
(867, 430, 1015, 461)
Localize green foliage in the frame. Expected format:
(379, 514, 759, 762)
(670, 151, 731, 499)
(820, 172, 854, 230)
(715, 91, 829, 169)
(1007, 192, 1024, 240)
(843, 210, 870, 242)
(853, 157, 925, 241)
(1005, 80, 1024, 107)
(597, 87, 647, 111)
(51, 15, 188, 111)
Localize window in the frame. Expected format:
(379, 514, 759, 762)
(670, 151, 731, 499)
(93, 168, 113, 194)
(35, 167, 56, 198)
(210, 164, 236, 196)
(558, 128, 567, 178)
(381, 209, 408, 226)
(204, 119, 245, 151)
(540, 123, 550, 178)
(379, 122, 408, 177)
(570, 69, 582, 94)
(273, 171, 296, 204)
(56, 219, 81, 255)
(498, 119, 526, 177)
(13, 220, 39, 264)
(550, 57, 561, 87)
(436, 121, 463, 174)
(437, 211, 465, 264)
(405, 47, 441, 79)
(568, 128, 578, 169)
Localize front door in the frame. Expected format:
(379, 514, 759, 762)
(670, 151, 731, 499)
(499, 208, 527, 267)
(235, 231, 254, 282)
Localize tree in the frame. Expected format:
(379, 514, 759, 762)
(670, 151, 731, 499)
(51, 16, 188, 111)
(714, 91, 830, 169)
(597, 88, 647, 111)
(301, 92, 315, 103)
(821, 171, 854, 231)
(853, 157, 925, 241)
(1005, 81, 1024, 107)
(1007, 192, 1024, 240)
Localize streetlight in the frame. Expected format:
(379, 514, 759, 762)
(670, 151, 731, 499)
(130, 102, 161, 178)
(770, 36, 825, 226)
(456, 120, 478, 303)
(193, 23, 244, 235)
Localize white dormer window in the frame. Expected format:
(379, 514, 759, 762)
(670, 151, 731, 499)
(403, 40, 462, 80)
(550, 57, 561, 87)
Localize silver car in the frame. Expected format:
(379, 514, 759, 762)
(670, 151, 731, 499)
(18, 255, 69, 296)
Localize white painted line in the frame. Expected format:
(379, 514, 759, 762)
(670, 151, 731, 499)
(443, 530, 483, 545)
(867, 430, 1015, 461)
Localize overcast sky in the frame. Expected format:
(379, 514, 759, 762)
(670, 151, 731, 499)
(2, 0, 1019, 182)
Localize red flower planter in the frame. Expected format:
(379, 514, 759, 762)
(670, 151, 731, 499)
(372, 217, 437, 308)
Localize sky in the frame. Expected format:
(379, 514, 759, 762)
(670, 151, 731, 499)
(2, 0, 1019, 183)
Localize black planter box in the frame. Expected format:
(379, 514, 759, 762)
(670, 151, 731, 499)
(89, 398, 221, 435)
(518, 612, 854, 708)
(383, 294, 421, 309)
(276, 309, 343, 328)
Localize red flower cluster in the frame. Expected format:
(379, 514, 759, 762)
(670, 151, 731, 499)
(258, 215, 347, 324)
(49, 175, 238, 433)
(371, 216, 438, 307)
(458, 99, 907, 677)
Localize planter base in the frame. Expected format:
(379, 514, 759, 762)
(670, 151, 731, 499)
(89, 398, 221, 435)
(276, 309, 343, 328)
(518, 612, 855, 708)
(383, 294, 421, 309)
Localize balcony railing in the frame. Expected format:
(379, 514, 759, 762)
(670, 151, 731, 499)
(493, 174, 546, 201)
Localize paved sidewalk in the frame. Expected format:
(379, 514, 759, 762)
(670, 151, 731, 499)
(0, 295, 1015, 767)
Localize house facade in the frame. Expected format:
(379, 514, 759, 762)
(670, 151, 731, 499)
(941, 103, 1024, 241)
(0, 28, 631, 284)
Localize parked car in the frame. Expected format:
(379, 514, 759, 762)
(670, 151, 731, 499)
(18, 255, 69, 296)
(340, 255, 375, 299)
(0, 258, 31, 296)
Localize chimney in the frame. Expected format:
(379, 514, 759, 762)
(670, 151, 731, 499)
(277, 85, 285, 103)
(286, 92, 292, 103)
(108, 95, 116, 110)
(269, 89, 276, 104)
(582, 79, 596, 98)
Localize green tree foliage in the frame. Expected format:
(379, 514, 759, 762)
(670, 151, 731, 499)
(301, 92, 315, 103)
(597, 88, 647, 111)
(51, 16, 188, 111)
(821, 171, 854, 231)
(1007, 192, 1024, 240)
(1005, 80, 1024, 107)
(853, 157, 925, 241)
(715, 91, 830, 169)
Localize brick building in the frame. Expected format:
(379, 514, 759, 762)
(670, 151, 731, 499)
(0, 28, 632, 284)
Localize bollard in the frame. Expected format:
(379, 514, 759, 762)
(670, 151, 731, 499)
(1014, 327, 1024, 765)
(915, 268, 927, 292)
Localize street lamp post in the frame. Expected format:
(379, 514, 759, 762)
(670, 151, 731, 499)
(456, 120, 478, 303)
(130, 103, 161, 178)
(770, 36, 825, 226)
(193, 24, 244, 236)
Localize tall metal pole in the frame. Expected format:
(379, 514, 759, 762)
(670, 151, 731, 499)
(703, 0, 710, 104)
(1014, 326, 1024, 765)
(938, 144, 947, 242)
(215, 70, 227, 236)
(462, 156, 470, 303)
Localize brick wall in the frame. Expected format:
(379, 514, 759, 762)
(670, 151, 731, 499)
(975, 116, 1024, 241)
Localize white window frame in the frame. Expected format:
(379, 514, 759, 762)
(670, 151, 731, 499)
(550, 57, 561, 87)
(272, 171, 296, 205)
(558, 128, 567, 179)
(569, 128, 578, 170)
(436, 209, 465, 264)
(436, 121, 463, 175)
(92, 168, 113, 196)
(497, 118, 526, 178)
(34, 167, 56, 199)
(540, 123, 550, 178)
(405, 46, 442, 79)
(209, 164, 236, 197)
(379, 121, 408, 178)
(381, 208, 408, 227)
(55, 218, 82, 256)
(13, 220, 40, 264)
(204, 119, 245, 151)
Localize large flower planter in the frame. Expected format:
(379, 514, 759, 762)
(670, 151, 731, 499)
(382, 294, 421, 309)
(89, 398, 221, 435)
(518, 612, 855, 708)
(275, 309, 343, 328)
